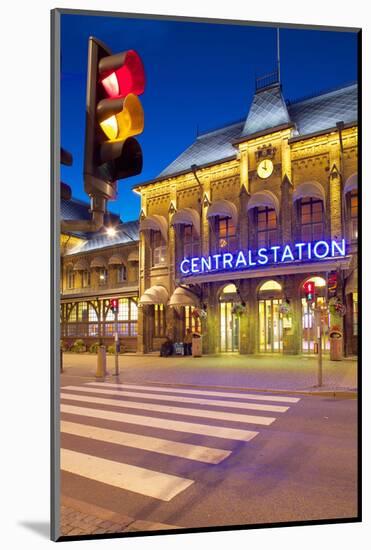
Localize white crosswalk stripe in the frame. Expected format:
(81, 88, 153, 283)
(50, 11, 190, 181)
(61, 448, 193, 501)
(61, 420, 232, 464)
(60, 392, 276, 425)
(63, 385, 289, 413)
(86, 382, 301, 403)
(60, 382, 300, 502)
(60, 403, 259, 441)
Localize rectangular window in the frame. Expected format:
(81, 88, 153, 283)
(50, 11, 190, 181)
(67, 269, 75, 289)
(82, 270, 90, 288)
(217, 217, 237, 253)
(98, 268, 107, 286)
(353, 292, 358, 336)
(257, 207, 278, 248)
(350, 191, 358, 240)
(117, 265, 127, 283)
(154, 304, 166, 337)
(151, 230, 167, 266)
(185, 306, 201, 333)
(300, 198, 324, 242)
(183, 225, 200, 258)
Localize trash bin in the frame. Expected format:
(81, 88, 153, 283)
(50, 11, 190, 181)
(192, 334, 202, 357)
(329, 329, 343, 361)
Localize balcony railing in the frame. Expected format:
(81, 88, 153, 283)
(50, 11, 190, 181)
(61, 280, 138, 297)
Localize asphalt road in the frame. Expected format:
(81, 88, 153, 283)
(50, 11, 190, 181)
(59, 378, 358, 531)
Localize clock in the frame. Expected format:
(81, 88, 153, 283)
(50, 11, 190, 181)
(257, 159, 274, 179)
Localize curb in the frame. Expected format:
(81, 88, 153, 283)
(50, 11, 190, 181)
(142, 380, 357, 399)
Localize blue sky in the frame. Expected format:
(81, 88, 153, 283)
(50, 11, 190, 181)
(60, 13, 358, 222)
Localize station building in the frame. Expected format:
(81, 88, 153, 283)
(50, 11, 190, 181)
(60, 78, 358, 357)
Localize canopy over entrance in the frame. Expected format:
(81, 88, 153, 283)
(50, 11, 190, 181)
(139, 285, 169, 305)
(169, 287, 200, 307)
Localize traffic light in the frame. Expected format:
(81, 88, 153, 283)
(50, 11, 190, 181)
(109, 298, 119, 314)
(84, 37, 145, 218)
(303, 280, 315, 303)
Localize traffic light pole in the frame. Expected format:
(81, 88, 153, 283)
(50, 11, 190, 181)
(114, 309, 120, 377)
(315, 307, 323, 387)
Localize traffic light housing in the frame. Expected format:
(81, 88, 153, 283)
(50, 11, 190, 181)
(84, 37, 145, 218)
(109, 298, 119, 314)
(303, 280, 315, 303)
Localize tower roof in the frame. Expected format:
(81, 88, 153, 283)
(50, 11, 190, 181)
(241, 83, 291, 137)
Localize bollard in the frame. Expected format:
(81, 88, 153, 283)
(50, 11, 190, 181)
(96, 345, 107, 380)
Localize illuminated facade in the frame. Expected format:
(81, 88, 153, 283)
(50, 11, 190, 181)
(60, 199, 140, 351)
(134, 80, 358, 356)
(60, 80, 358, 357)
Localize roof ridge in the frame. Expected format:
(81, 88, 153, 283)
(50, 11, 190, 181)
(197, 119, 244, 139)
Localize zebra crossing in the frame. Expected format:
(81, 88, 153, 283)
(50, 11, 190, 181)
(60, 382, 300, 502)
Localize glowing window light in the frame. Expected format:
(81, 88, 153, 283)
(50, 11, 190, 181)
(100, 115, 118, 140)
(260, 280, 282, 292)
(305, 276, 326, 288)
(222, 284, 237, 294)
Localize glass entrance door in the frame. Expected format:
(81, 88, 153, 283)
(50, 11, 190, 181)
(220, 302, 239, 352)
(259, 299, 283, 352)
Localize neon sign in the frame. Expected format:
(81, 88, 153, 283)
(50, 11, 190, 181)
(180, 239, 346, 275)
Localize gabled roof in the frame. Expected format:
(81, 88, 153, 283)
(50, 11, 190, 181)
(242, 84, 291, 137)
(158, 121, 244, 178)
(151, 82, 357, 182)
(65, 220, 139, 256)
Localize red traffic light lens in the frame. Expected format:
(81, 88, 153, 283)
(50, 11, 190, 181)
(100, 50, 145, 98)
(303, 281, 315, 294)
(110, 298, 118, 311)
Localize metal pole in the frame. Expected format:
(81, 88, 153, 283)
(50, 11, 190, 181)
(114, 309, 119, 376)
(277, 28, 281, 84)
(316, 308, 323, 387)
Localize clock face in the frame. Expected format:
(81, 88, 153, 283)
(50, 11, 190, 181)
(257, 159, 274, 179)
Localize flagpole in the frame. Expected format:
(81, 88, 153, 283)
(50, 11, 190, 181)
(277, 28, 281, 84)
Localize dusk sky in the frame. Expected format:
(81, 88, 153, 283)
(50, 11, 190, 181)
(60, 13, 358, 222)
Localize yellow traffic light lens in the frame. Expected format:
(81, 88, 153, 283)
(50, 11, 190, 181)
(100, 115, 119, 140)
(98, 94, 144, 141)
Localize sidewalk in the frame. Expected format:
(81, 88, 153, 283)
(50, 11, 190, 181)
(60, 496, 178, 538)
(60, 352, 358, 395)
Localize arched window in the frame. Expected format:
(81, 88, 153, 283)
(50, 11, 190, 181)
(259, 280, 282, 293)
(257, 207, 278, 248)
(299, 197, 324, 241)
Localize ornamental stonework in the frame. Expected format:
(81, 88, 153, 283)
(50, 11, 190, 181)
(211, 176, 239, 200)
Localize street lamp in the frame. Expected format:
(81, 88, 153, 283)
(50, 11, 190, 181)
(106, 226, 117, 237)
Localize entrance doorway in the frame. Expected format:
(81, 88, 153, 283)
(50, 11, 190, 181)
(258, 280, 283, 353)
(301, 277, 329, 353)
(219, 284, 240, 352)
